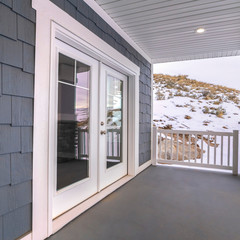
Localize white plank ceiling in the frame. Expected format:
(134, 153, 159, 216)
(94, 0, 240, 63)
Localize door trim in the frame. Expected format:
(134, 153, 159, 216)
(33, 15, 142, 239)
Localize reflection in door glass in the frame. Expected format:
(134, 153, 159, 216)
(57, 53, 90, 190)
(76, 61, 90, 88)
(106, 75, 123, 168)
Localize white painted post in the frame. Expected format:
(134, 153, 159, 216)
(152, 126, 158, 166)
(233, 130, 239, 176)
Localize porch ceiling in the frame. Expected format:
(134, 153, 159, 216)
(94, 0, 240, 63)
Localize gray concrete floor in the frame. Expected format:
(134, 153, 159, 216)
(48, 166, 240, 240)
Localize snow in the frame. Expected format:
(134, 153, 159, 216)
(153, 96, 240, 132)
(153, 75, 240, 168)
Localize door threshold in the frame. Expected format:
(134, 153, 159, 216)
(52, 175, 134, 235)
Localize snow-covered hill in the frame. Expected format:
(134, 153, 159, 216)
(153, 74, 240, 132)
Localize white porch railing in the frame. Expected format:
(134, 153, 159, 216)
(78, 128, 121, 160)
(152, 127, 239, 176)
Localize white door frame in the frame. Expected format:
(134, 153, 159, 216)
(32, 1, 152, 239)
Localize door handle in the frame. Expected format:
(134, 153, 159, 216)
(100, 130, 106, 135)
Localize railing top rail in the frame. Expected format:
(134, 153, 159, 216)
(156, 128, 234, 136)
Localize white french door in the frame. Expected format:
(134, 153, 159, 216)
(99, 64, 128, 190)
(52, 40, 99, 218)
(51, 41, 128, 218)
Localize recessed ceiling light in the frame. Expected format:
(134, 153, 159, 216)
(196, 28, 205, 33)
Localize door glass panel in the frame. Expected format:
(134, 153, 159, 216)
(57, 53, 90, 190)
(58, 53, 75, 84)
(76, 61, 90, 88)
(106, 75, 123, 168)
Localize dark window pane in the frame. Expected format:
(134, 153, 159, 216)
(76, 61, 90, 88)
(58, 53, 75, 84)
(57, 83, 90, 190)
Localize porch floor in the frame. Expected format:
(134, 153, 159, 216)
(48, 166, 240, 240)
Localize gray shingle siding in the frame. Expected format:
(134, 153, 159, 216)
(12, 97, 33, 126)
(0, 64, 1, 96)
(0, 1, 35, 239)
(0, 4, 17, 40)
(51, 0, 152, 166)
(3, 203, 32, 240)
(0, 36, 23, 68)
(12, 0, 36, 22)
(0, 181, 32, 216)
(0, 125, 21, 155)
(2, 65, 34, 98)
(21, 127, 33, 153)
(0, 216, 2, 240)
(0, 155, 10, 187)
(0, 95, 11, 124)
(11, 153, 32, 185)
(0, 0, 12, 7)
(17, 15, 35, 45)
(23, 43, 35, 74)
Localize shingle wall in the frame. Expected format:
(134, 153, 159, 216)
(51, 0, 152, 165)
(0, 0, 35, 239)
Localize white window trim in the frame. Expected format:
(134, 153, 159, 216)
(32, 1, 152, 239)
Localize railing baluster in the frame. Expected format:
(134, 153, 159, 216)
(117, 131, 120, 157)
(112, 131, 114, 156)
(228, 136, 230, 166)
(159, 132, 162, 160)
(109, 131, 111, 157)
(201, 135, 203, 164)
(152, 127, 158, 166)
(83, 131, 85, 156)
(165, 133, 167, 160)
(194, 134, 197, 163)
(83, 131, 86, 155)
(221, 136, 223, 166)
(188, 134, 191, 162)
(207, 135, 210, 165)
(233, 130, 239, 176)
(182, 134, 185, 161)
(86, 131, 88, 156)
(107, 130, 110, 156)
(176, 134, 179, 161)
(78, 129, 80, 159)
(214, 135, 217, 165)
(81, 131, 84, 156)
